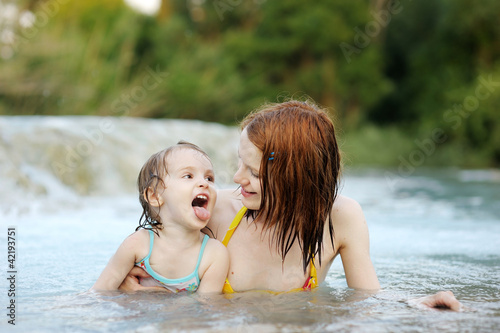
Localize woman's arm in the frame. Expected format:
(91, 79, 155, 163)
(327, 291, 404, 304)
(92, 233, 143, 291)
(333, 196, 463, 310)
(332, 196, 381, 290)
(196, 239, 230, 293)
(118, 266, 163, 292)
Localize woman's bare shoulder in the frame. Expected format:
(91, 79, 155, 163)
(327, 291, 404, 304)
(330, 195, 367, 241)
(216, 188, 241, 201)
(207, 188, 243, 241)
(331, 195, 364, 220)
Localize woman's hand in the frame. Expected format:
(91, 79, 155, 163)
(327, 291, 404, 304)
(408, 291, 463, 311)
(118, 266, 154, 292)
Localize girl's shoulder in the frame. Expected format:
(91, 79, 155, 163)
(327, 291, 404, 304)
(127, 228, 153, 242)
(122, 228, 152, 262)
(198, 236, 229, 276)
(204, 237, 229, 258)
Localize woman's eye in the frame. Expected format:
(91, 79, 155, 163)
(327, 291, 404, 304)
(250, 171, 259, 178)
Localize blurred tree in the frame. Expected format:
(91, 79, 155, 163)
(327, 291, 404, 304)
(0, 0, 139, 115)
(219, 0, 391, 127)
(370, 0, 500, 165)
(1, 0, 498, 165)
(158, 0, 173, 21)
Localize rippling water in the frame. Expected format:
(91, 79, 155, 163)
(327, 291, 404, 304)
(0, 117, 499, 332)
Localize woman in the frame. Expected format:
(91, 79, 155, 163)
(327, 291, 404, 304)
(121, 100, 461, 310)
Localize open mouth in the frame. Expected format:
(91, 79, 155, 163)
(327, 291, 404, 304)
(192, 194, 208, 208)
(192, 194, 210, 221)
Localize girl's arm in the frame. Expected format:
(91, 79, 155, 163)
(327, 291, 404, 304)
(332, 196, 381, 290)
(92, 233, 143, 291)
(196, 239, 230, 294)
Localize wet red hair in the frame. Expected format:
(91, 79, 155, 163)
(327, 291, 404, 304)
(241, 100, 341, 272)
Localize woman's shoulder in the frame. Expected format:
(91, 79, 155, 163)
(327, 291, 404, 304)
(207, 188, 243, 241)
(331, 195, 363, 219)
(216, 188, 241, 202)
(330, 195, 366, 236)
(330, 195, 369, 249)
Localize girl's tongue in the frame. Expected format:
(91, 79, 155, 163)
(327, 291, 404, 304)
(193, 206, 210, 221)
(192, 195, 210, 221)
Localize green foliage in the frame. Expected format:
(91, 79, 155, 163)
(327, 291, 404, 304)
(370, 0, 500, 166)
(0, 0, 139, 115)
(220, 0, 391, 125)
(0, 0, 499, 166)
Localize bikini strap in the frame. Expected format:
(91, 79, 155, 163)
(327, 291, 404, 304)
(222, 206, 247, 246)
(302, 258, 318, 290)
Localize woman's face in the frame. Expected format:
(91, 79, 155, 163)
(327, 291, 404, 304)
(233, 128, 262, 210)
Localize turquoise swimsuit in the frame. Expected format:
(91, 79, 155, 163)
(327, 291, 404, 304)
(135, 230, 209, 293)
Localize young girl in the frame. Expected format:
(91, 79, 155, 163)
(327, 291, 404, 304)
(92, 141, 229, 293)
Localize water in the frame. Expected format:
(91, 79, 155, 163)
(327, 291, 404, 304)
(0, 116, 499, 332)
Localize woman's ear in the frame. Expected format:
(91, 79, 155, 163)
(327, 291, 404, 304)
(143, 187, 164, 207)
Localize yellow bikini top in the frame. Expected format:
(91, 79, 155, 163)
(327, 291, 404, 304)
(221, 207, 318, 294)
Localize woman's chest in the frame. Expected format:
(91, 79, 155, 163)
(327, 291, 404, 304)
(226, 226, 309, 291)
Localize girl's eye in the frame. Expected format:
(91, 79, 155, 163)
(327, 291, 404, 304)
(183, 174, 193, 179)
(205, 176, 214, 182)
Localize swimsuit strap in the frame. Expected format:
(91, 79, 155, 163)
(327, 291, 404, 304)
(195, 234, 210, 274)
(302, 257, 318, 290)
(222, 206, 247, 246)
(140, 230, 209, 285)
(222, 207, 247, 293)
(144, 229, 155, 261)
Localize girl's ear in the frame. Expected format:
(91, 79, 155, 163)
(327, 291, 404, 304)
(144, 187, 164, 207)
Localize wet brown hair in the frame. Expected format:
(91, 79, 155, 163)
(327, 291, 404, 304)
(136, 141, 211, 232)
(240, 100, 341, 272)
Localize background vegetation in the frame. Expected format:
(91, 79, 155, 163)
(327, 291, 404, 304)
(1, 0, 499, 167)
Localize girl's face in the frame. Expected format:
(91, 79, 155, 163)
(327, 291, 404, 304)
(233, 128, 262, 210)
(159, 148, 217, 229)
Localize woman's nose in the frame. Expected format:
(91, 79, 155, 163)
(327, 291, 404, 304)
(233, 166, 246, 185)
